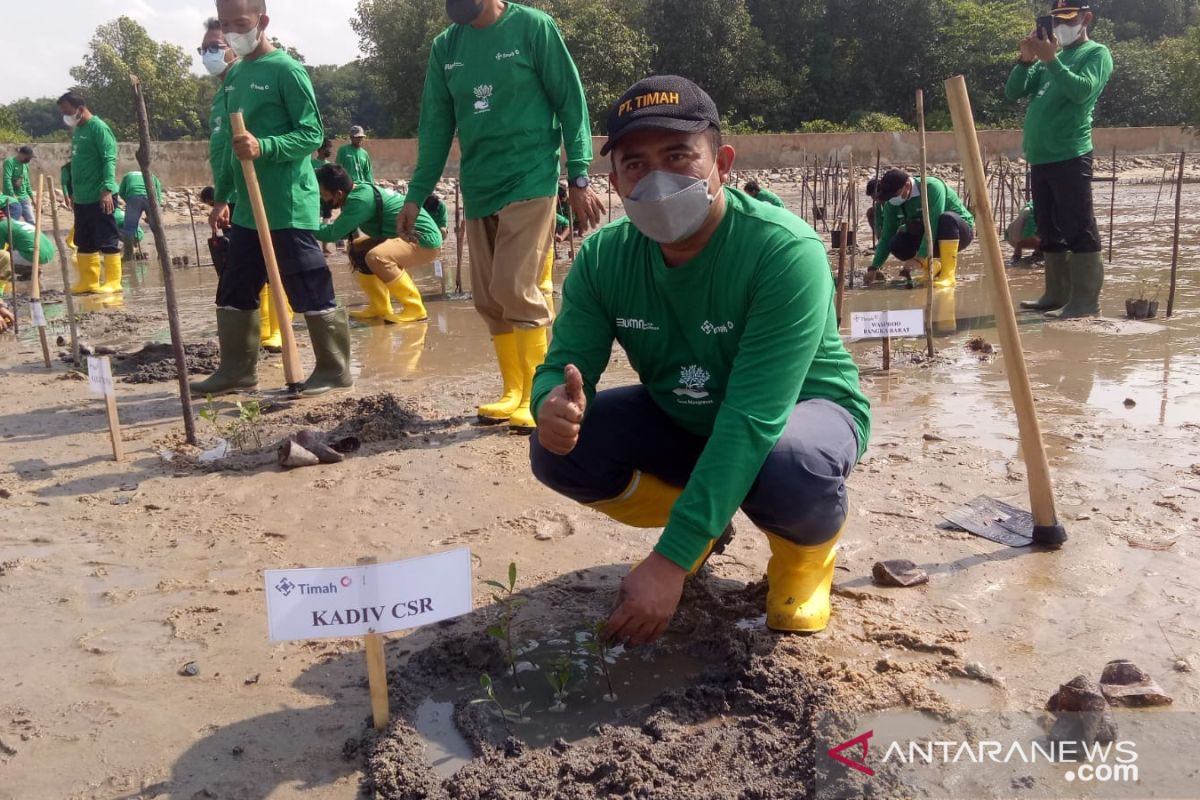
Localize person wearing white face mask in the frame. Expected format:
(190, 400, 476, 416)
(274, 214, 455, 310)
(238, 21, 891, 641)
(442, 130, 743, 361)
(1007, 0, 1113, 320)
(528, 76, 871, 646)
(57, 91, 121, 296)
(869, 168, 974, 287)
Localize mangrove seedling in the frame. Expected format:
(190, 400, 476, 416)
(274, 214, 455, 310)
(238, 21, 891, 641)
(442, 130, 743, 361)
(544, 654, 575, 712)
(198, 396, 264, 451)
(582, 619, 618, 701)
(484, 561, 528, 689)
(470, 672, 530, 735)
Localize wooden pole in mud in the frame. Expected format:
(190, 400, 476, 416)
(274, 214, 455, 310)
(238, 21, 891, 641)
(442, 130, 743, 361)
(916, 90, 936, 360)
(882, 336, 891, 371)
(947, 75, 1066, 548)
(1107, 146, 1116, 261)
(47, 178, 80, 365)
(454, 182, 464, 295)
(184, 190, 204, 268)
(1152, 163, 1170, 224)
(29, 174, 52, 368)
(607, 178, 613, 223)
(4, 212, 15, 337)
(358, 556, 390, 731)
(131, 75, 197, 445)
(835, 221, 847, 327)
(848, 152, 857, 290)
(1167, 152, 1185, 318)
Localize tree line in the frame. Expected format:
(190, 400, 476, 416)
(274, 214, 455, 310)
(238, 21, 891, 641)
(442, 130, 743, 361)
(3, 0, 1199, 144)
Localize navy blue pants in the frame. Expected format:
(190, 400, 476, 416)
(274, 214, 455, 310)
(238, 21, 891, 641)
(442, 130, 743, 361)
(888, 211, 974, 262)
(530, 386, 860, 546)
(215, 225, 335, 313)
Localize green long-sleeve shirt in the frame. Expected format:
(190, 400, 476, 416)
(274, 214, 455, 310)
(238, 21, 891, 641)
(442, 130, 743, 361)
(70, 116, 118, 205)
(335, 144, 375, 185)
(532, 188, 871, 570)
(208, 83, 236, 205)
(408, 3, 593, 220)
(117, 172, 163, 204)
(60, 164, 73, 201)
(872, 177, 974, 268)
(753, 188, 785, 208)
(1005, 41, 1113, 166)
(213, 49, 325, 231)
(315, 183, 443, 251)
(3, 157, 32, 200)
(5, 219, 55, 264)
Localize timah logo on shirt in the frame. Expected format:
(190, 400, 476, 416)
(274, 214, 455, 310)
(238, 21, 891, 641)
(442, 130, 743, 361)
(250, 83, 271, 92)
(673, 365, 711, 400)
(701, 320, 735, 335)
(473, 84, 493, 113)
(495, 49, 520, 61)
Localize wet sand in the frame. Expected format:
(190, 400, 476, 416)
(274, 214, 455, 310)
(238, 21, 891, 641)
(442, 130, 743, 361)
(1, 181, 1198, 798)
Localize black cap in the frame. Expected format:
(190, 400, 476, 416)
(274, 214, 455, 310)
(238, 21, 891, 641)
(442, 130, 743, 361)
(17, 145, 33, 158)
(601, 75, 719, 157)
(877, 169, 911, 201)
(1051, 0, 1092, 19)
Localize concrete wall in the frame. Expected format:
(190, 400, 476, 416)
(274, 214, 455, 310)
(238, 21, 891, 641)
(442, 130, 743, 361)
(4, 127, 1194, 189)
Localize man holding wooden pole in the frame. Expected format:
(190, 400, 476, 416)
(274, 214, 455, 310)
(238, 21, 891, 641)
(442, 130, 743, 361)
(1007, 0, 1112, 319)
(193, 0, 351, 398)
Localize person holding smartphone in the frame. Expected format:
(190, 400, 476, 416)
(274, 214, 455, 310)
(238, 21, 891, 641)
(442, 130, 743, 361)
(1006, 0, 1112, 319)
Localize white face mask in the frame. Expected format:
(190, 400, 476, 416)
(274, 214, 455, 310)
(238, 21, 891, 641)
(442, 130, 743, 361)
(202, 49, 231, 76)
(226, 26, 261, 58)
(62, 111, 80, 129)
(1056, 22, 1084, 47)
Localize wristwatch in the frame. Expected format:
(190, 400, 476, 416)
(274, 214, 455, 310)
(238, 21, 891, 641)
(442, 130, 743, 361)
(571, 175, 589, 190)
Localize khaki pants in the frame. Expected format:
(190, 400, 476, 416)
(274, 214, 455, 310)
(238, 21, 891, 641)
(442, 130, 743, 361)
(465, 196, 555, 335)
(362, 236, 440, 282)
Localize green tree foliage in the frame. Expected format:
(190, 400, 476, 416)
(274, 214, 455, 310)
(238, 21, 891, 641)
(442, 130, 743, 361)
(309, 61, 389, 137)
(353, 0, 448, 137)
(68, 16, 203, 140)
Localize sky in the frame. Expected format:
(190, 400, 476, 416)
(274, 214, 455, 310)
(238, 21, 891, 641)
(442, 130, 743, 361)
(2, 0, 363, 104)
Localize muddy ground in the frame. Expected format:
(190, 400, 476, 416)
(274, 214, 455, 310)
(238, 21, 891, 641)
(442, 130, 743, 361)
(1, 167, 1199, 799)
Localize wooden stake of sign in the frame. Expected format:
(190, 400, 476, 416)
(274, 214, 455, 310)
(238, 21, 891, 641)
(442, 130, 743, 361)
(357, 556, 390, 730)
(90, 356, 125, 461)
(1107, 146, 1117, 261)
(947, 74, 1066, 548)
(916, 90, 936, 360)
(228, 111, 304, 391)
(29, 174, 52, 368)
(1167, 151, 1185, 318)
(882, 336, 891, 371)
(835, 222, 848, 327)
(46, 178, 81, 365)
(131, 75, 198, 445)
(454, 182, 464, 294)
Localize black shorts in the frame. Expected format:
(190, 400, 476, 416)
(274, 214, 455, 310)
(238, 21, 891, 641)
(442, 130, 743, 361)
(215, 225, 336, 313)
(73, 202, 121, 255)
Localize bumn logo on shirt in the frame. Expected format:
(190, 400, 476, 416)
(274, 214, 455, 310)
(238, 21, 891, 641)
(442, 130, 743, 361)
(616, 318, 659, 331)
(473, 85, 493, 114)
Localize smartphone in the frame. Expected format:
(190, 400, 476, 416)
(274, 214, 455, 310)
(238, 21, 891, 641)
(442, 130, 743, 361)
(1036, 15, 1055, 41)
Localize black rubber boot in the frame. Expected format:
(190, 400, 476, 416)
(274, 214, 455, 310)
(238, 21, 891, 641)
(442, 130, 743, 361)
(189, 308, 260, 397)
(1019, 251, 1070, 311)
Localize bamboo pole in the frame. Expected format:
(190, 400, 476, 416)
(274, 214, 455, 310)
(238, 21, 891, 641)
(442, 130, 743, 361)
(454, 182, 464, 294)
(4, 213, 15, 336)
(946, 74, 1065, 548)
(131, 75, 198, 445)
(848, 152, 856, 290)
(29, 175, 51, 368)
(1152, 163, 1170, 224)
(47, 178, 80, 365)
(1107, 146, 1116, 261)
(185, 190, 204, 268)
(1167, 151, 1185, 318)
(916, 90, 936, 360)
(835, 221, 847, 327)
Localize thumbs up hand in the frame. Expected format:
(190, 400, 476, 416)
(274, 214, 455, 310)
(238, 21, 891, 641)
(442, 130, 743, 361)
(537, 365, 587, 456)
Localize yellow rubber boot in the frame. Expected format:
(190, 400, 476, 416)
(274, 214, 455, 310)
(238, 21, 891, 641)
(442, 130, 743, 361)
(67, 227, 76, 252)
(765, 530, 841, 633)
(478, 333, 522, 422)
(384, 272, 428, 323)
(539, 245, 556, 319)
(933, 287, 957, 336)
(934, 239, 959, 288)
(70, 253, 104, 295)
(350, 272, 403, 323)
(259, 287, 283, 351)
(100, 253, 123, 294)
(508, 326, 548, 433)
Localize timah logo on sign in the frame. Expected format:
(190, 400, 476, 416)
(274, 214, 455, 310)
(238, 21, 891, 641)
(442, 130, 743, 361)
(828, 730, 875, 776)
(275, 577, 297, 597)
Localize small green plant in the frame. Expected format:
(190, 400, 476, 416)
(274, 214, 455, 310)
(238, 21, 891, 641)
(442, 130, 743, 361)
(544, 654, 574, 711)
(484, 561, 527, 689)
(582, 619, 618, 701)
(199, 396, 264, 451)
(470, 672, 529, 735)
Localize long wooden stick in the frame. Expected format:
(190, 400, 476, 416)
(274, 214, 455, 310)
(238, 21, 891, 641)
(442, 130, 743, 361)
(1167, 151, 1185, 318)
(454, 182, 464, 295)
(131, 75, 198, 444)
(848, 152, 856, 290)
(185, 190, 203, 267)
(1152, 163, 1169, 224)
(835, 221, 847, 327)
(357, 556, 390, 730)
(228, 111, 303, 390)
(46, 178, 80, 365)
(30, 175, 51, 368)
(946, 74, 1065, 548)
(4, 213, 15, 336)
(916, 90, 936, 360)
(1107, 146, 1116, 261)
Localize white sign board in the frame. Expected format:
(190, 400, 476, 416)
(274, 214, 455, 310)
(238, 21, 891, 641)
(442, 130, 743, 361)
(264, 549, 473, 642)
(87, 356, 115, 397)
(29, 300, 46, 327)
(433, 259, 444, 278)
(850, 309, 925, 339)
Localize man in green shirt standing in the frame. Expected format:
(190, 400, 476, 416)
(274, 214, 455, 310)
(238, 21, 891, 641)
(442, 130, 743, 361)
(870, 168, 974, 287)
(116, 170, 163, 260)
(743, 180, 785, 209)
(398, 0, 605, 432)
(314, 163, 442, 324)
(1006, 0, 1112, 319)
(193, 0, 351, 398)
(58, 92, 122, 296)
(3, 146, 35, 224)
(530, 76, 871, 643)
(336, 126, 375, 185)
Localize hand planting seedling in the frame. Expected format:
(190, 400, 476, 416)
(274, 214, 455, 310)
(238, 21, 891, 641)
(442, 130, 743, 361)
(484, 561, 528, 689)
(544, 654, 574, 712)
(582, 619, 618, 701)
(470, 672, 530, 735)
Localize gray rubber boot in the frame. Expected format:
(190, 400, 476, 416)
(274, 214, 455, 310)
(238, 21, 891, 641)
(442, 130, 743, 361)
(121, 235, 135, 262)
(1019, 251, 1071, 311)
(1045, 251, 1104, 320)
(301, 307, 354, 397)
(190, 308, 260, 397)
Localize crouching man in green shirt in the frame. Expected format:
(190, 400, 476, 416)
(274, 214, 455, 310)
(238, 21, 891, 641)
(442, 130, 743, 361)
(314, 163, 443, 324)
(870, 169, 974, 287)
(529, 76, 871, 643)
